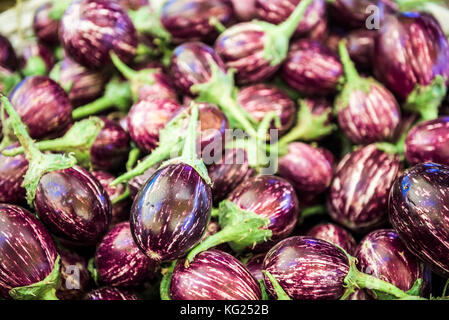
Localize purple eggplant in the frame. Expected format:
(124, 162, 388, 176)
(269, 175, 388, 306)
(84, 287, 139, 300)
(0, 35, 18, 71)
(389, 162, 449, 277)
(255, 0, 326, 37)
(355, 229, 432, 298)
(60, 0, 138, 70)
(236, 84, 296, 135)
(405, 117, 449, 166)
(161, 0, 234, 43)
(345, 29, 376, 71)
(327, 144, 401, 232)
(281, 39, 343, 96)
(245, 253, 266, 282)
(20, 42, 55, 77)
(113, 0, 149, 10)
(231, 0, 257, 21)
(306, 223, 356, 254)
(0, 204, 59, 299)
(0, 143, 28, 205)
(56, 247, 91, 300)
(33, 2, 61, 45)
(306, 17, 328, 42)
(170, 249, 262, 300)
(8, 76, 72, 139)
(95, 222, 155, 287)
(128, 162, 159, 199)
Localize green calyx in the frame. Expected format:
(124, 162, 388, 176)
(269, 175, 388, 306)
(185, 200, 272, 265)
(128, 5, 172, 43)
(48, 0, 71, 21)
(0, 71, 21, 95)
(160, 260, 176, 300)
(9, 255, 61, 300)
(87, 257, 100, 286)
(0, 95, 76, 205)
(21, 56, 47, 77)
(262, 271, 291, 300)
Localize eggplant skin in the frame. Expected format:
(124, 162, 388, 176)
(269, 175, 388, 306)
(33, 3, 60, 45)
(0, 143, 28, 205)
(327, 144, 401, 233)
(245, 252, 266, 282)
(56, 247, 91, 300)
(130, 163, 212, 263)
(84, 287, 139, 300)
(170, 249, 262, 300)
(389, 162, 449, 277)
(0, 204, 58, 299)
(306, 223, 356, 255)
(0, 35, 18, 71)
(263, 236, 349, 300)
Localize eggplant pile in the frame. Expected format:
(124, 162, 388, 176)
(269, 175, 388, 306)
(0, 0, 449, 301)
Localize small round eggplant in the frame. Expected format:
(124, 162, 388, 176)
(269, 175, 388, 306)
(56, 247, 91, 300)
(60, 0, 138, 70)
(345, 29, 376, 71)
(389, 162, 449, 277)
(135, 71, 178, 102)
(33, 2, 61, 44)
(306, 223, 356, 254)
(34, 165, 111, 246)
(0, 143, 28, 205)
(127, 97, 182, 153)
(236, 84, 296, 135)
(112, 0, 149, 10)
(170, 249, 262, 300)
(327, 144, 401, 232)
(281, 39, 343, 96)
(84, 287, 139, 300)
(128, 162, 159, 199)
(130, 163, 212, 262)
(245, 253, 266, 281)
(405, 117, 449, 166)
(0, 204, 58, 299)
(169, 42, 226, 96)
(355, 229, 432, 298)
(95, 222, 155, 287)
(0, 34, 18, 71)
(231, 0, 256, 21)
(8, 76, 73, 139)
(161, 0, 234, 43)
(20, 42, 55, 76)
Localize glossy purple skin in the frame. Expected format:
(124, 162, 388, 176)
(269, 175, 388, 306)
(33, 2, 60, 44)
(374, 12, 449, 101)
(161, 0, 234, 43)
(127, 97, 181, 153)
(0, 204, 58, 299)
(59, 55, 107, 107)
(128, 162, 159, 199)
(91, 118, 130, 171)
(130, 163, 212, 262)
(255, 0, 325, 36)
(346, 29, 376, 70)
(169, 42, 226, 96)
(327, 144, 401, 233)
(20, 42, 55, 75)
(237, 84, 295, 135)
(405, 117, 449, 166)
(263, 236, 350, 300)
(60, 0, 138, 70)
(337, 81, 401, 145)
(95, 222, 154, 287)
(8, 76, 73, 139)
(228, 175, 300, 251)
(215, 22, 279, 84)
(56, 247, 91, 300)
(306, 223, 357, 255)
(278, 142, 333, 196)
(245, 253, 266, 281)
(231, 0, 256, 21)
(389, 162, 449, 277)
(0, 143, 28, 205)
(0, 34, 18, 71)
(207, 148, 255, 204)
(84, 287, 139, 300)
(170, 249, 262, 300)
(281, 40, 343, 96)
(35, 165, 111, 246)
(92, 171, 130, 225)
(355, 229, 431, 297)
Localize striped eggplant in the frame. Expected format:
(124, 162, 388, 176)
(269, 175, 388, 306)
(345, 29, 376, 71)
(306, 223, 356, 254)
(33, 2, 61, 45)
(56, 247, 91, 300)
(60, 0, 138, 70)
(327, 144, 401, 232)
(281, 39, 343, 96)
(128, 162, 159, 199)
(134, 71, 178, 102)
(405, 117, 449, 166)
(0, 204, 59, 300)
(0, 35, 18, 71)
(355, 229, 432, 298)
(35, 165, 111, 246)
(245, 253, 266, 282)
(95, 222, 155, 287)
(8, 76, 72, 139)
(170, 249, 262, 300)
(113, 0, 149, 10)
(84, 287, 139, 300)
(161, 0, 234, 43)
(20, 42, 55, 77)
(231, 0, 256, 21)
(389, 162, 449, 277)
(0, 143, 28, 205)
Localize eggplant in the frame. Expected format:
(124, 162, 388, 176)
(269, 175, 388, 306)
(0, 143, 28, 205)
(95, 222, 155, 287)
(281, 39, 343, 96)
(33, 2, 61, 45)
(169, 249, 262, 300)
(327, 144, 401, 232)
(245, 253, 266, 282)
(306, 223, 356, 254)
(0, 35, 18, 71)
(161, 0, 234, 43)
(0, 204, 59, 300)
(8, 76, 72, 139)
(389, 162, 449, 277)
(84, 287, 139, 300)
(56, 247, 91, 300)
(355, 229, 432, 298)
(345, 29, 376, 71)
(231, 0, 257, 21)
(255, 0, 326, 37)
(405, 117, 449, 166)
(128, 162, 159, 199)
(113, 0, 149, 10)
(60, 0, 138, 70)
(20, 42, 55, 77)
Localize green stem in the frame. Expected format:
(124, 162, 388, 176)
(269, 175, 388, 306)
(338, 41, 360, 84)
(126, 146, 141, 171)
(301, 204, 327, 219)
(259, 280, 270, 300)
(111, 187, 130, 205)
(110, 52, 138, 80)
(276, 0, 314, 39)
(443, 278, 449, 297)
(48, 0, 71, 21)
(72, 96, 112, 119)
(395, 0, 446, 11)
(160, 261, 176, 300)
(128, 5, 172, 42)
(262, 271, 291, 300)
(21, 56, 47, 77)
(0, 71, 21, 95)
(209, 17, 226, 33)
